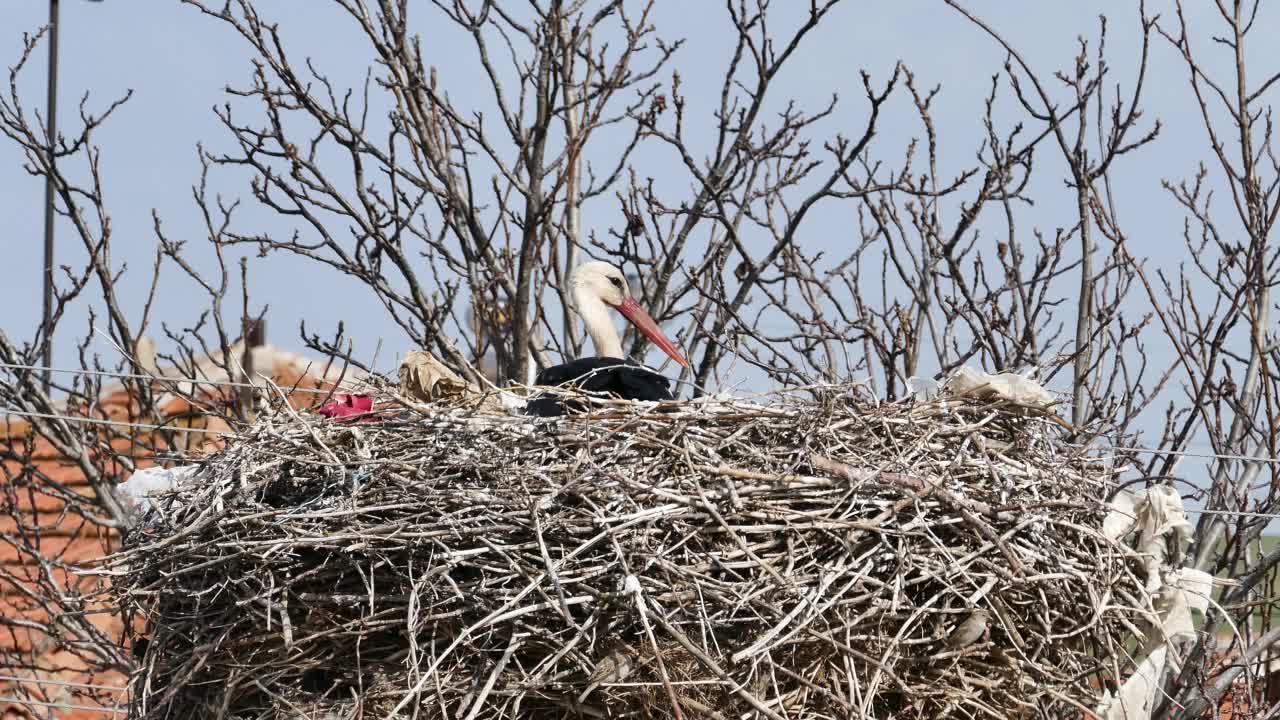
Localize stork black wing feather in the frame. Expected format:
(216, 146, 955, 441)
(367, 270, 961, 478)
(525, 357, 676, 417)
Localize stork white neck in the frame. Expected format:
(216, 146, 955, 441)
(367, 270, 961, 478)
(573, 285, 625, 358)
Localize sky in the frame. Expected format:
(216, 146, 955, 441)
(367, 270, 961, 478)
(0, 2, 1262, 429)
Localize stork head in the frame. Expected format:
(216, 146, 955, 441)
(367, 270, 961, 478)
(572, 261, 632, 308)
(571, 261, 690, 368)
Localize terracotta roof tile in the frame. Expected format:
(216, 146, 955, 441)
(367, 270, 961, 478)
(1, 343, 358, 713)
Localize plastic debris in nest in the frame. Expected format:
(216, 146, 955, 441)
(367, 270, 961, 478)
(118, 465, 202, 516)
(908, 375, 942, 402)
(946, 366, 1057, 408)
(399, 350, 470, 401)
(1096, 486, 1221, 720)
(317, 393, 375, 420)
(909, 366, 1058, 409)
(399, 349, 524, 413)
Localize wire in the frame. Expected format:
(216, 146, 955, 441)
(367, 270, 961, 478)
(0, 361, 356, 396)
(1185, 508, 1280, 521)
(1, 407, 234, 436)
(1098, 444, 1280, 466)
(9, 360, 1276, 466)
(2, 409, 1275, 470)
(0, 695, 125, 715)
(0, 675, 125, 692)
(0, 364, 1274, 458)
(7, 363, 1280, 499)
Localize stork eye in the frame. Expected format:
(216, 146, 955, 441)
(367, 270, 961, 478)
(608, 276, 623, 288)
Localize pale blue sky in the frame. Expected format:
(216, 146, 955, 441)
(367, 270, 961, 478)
(0, 1, 1252, 399)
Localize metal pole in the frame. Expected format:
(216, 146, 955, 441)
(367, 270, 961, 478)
(40, 0, 61, 393)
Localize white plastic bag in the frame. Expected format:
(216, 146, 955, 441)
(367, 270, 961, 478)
(946, 366, 1057, 408)
(118, 465, 200, 513)
(1097, 487, 1211, 720)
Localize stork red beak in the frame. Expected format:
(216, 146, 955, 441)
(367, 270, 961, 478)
(616, 297, 690, 368)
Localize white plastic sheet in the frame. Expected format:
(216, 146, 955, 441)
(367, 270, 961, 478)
(1103, 490, 1139, 542)
(907, 376, 942, 402)
(1097, 487, 1212, 720)
(946, 366, 1057, 408)
(118, 465, 200, 514)
(1135, 485, 1193, 594)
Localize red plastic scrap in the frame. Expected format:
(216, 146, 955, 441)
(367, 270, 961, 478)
(317, 393, 375, 421)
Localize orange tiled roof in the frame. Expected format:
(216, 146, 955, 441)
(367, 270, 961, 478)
(1, 343, 359, 719)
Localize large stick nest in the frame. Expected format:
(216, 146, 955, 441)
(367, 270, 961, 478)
(113, 385, 1147, 720)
